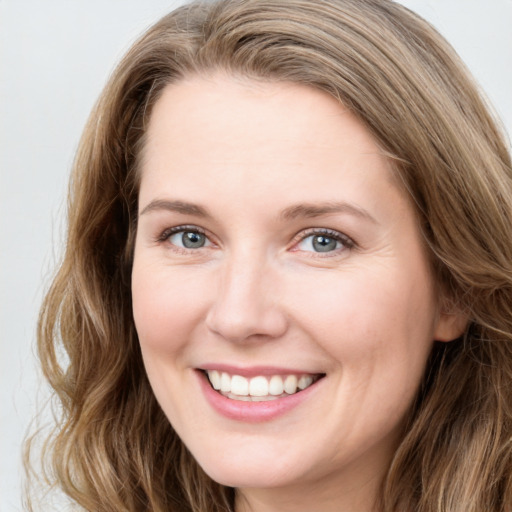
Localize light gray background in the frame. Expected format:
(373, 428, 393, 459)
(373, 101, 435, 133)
(1, 1, 511, 510)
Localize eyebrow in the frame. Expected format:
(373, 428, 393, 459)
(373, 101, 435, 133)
(280, 201, 378, 224)
(139, 199, 210, 218)
(139, 198, 378, 224)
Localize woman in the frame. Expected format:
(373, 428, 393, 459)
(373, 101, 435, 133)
(29, 0, 512, 511)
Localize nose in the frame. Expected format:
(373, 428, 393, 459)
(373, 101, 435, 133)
(205, 252, 288, 343)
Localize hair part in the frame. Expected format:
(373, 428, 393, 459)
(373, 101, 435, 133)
(28, 1, 512, 511)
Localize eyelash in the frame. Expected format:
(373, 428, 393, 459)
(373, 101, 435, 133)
(156, 225, 356, 256)
(156, 225, 207, 242)
(155, 225, 210, 255)
(291, 228, 356, 256)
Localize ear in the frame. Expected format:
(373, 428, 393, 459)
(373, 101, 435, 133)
(434, 304, 468, 342)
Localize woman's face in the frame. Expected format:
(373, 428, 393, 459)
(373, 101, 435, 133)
(132, 76, 461, 505)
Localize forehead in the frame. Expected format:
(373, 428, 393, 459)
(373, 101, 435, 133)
(145, 75, 381, 156)
(138, 75, 404, 219)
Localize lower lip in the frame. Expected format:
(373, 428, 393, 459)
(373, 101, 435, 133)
(196, 370, 323, 423)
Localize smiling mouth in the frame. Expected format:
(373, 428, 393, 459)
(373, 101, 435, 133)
(203, 370, 325, 402)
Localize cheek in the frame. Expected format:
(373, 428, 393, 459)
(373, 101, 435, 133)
(288, 262, 437, 374)
(131, 262, 208, 356)
(131, 262, 211, 426)
(296, 268, 437, 439)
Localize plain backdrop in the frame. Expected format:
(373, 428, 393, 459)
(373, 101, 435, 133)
(1, 1, 511, 510)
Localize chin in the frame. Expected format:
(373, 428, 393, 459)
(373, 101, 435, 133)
(194, 448, 302, 489)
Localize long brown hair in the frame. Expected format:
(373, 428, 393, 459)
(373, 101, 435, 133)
(27, 1, 512, 510)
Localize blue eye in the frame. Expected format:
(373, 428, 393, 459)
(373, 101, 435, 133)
(296, 230, 353, 254)
(166, 229, 210, 249)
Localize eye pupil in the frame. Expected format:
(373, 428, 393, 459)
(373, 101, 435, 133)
(182, 231, 205, 248)
(312, 235, 337, 252)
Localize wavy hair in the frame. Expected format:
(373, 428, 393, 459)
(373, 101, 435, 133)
(27, 1, 512, 511)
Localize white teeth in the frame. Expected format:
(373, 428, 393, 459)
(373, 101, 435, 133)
(205, 370, 319, 400)
(284, 375, 298, 394)
(249, 376, 268, 396)
(269, 375, 284, 395)
(231, 375, 249, 396)
(298, 375, 313, 390)
(209, 370, 221, 390)
(220, 372, 231, 393)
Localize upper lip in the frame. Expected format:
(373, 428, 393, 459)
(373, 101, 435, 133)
(198, 364, 324, 378)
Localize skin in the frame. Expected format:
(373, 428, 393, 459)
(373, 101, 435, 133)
(132, 75, 464, 512)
